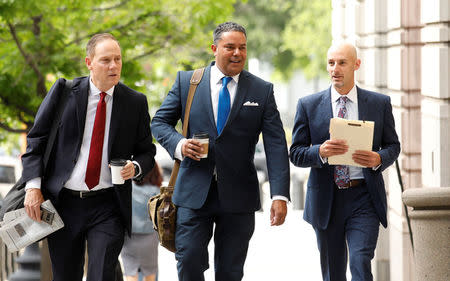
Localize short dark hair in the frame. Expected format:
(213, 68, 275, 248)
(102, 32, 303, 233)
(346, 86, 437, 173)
(86, 33, 120, 57)
(213, 22, 246, 45)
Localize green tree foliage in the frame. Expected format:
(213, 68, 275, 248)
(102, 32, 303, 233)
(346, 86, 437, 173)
(232, 0, 331, 81)
(0, 0, 235, 136)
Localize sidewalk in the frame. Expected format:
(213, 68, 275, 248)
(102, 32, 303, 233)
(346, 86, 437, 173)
(157, 189, 323, 281)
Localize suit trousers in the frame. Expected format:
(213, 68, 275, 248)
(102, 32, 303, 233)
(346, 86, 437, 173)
(47, 188, 125, 281)
(175, 179, 255, 281)
(313, 182, 379, 281)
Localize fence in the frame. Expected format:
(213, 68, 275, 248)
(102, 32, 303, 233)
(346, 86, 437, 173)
(0, 240, 19, 281)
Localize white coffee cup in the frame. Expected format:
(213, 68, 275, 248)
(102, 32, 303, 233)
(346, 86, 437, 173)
(193, 133, 209, 158)
(110, 159, 127, 185)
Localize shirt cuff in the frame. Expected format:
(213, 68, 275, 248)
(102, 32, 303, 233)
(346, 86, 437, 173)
(372, 163, 381, 171)
(175, 138, 187, 161)
(25, 177, 41, 190)
(132, 161, 142, 178)
(320, 154, 328, 164)
(272, 195, 289, 202)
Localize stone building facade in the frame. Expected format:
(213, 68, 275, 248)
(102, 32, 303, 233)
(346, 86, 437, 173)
(331, 0, 449, 280)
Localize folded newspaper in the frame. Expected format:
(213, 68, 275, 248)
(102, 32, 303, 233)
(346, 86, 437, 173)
(0, 200, 64, 252)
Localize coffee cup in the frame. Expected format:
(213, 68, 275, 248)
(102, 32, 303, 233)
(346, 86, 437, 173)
(110, 159, 127, 184)
(193, 133, 209, 158)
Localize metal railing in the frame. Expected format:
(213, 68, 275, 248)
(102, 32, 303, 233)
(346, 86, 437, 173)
(0, 240, 19, 281)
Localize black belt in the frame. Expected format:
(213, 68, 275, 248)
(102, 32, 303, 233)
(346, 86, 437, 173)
(63, 187, 112, 199)
(337, 179, 365, 189)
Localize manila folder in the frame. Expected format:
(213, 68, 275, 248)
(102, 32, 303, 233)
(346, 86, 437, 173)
(328, 118, 374, 167)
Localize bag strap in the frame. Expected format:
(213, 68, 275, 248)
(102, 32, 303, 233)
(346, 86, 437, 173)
(42, 79, 73, 171)
(168, 68, 205, 187)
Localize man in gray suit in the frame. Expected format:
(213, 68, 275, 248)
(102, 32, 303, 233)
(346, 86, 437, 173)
(290, 42, 400, 281)
(151, 22, 290, 281)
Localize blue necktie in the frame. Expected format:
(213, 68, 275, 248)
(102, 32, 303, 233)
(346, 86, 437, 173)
(217, 77, 232, 134)
(334, 96, 350, 188)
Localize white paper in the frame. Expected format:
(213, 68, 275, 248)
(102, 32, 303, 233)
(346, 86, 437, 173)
(0, 200, 64, 252)
(328, 117, 375, 167)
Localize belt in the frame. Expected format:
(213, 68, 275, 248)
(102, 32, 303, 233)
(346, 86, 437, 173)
(337, 179, 365, 189)
(63, 187, 112, 199)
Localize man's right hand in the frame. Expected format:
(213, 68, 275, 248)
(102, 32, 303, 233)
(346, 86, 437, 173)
(24, 188, 44, 222)
(181, 139, 204, 161)
(319, 139, 348, 158)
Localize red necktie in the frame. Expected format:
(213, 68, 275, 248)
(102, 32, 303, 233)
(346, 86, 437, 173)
(85, 92, 107, 189)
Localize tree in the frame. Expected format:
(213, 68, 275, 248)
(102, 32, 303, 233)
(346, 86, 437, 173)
(0, 0, 235, 138)
(232, 0, 331, 80)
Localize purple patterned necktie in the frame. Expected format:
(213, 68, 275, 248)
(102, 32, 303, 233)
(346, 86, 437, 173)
(334, 96, 350, 188)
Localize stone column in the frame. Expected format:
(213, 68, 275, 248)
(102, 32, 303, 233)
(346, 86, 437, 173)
(402, 187, 450, 281)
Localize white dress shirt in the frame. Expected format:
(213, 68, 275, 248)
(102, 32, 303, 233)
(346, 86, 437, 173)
(26, 78, 115, 191)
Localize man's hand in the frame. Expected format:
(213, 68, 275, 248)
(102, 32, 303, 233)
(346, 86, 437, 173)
(352, 150, 381, 168)
(270, 200, 287, 226)
(121, 160, 136, 180)
(319, 139, 348, 158)
(24, 188, 45, 222)
(181, 139, 204, 161)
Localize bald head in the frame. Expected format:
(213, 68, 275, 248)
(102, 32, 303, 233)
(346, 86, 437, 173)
(326, 42, 361, 95)
(327, 42, 358, 61)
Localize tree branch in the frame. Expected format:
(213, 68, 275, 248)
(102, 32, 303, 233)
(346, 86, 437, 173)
(131, 50, 157, 61)
(66, 11, 160, 47)
(92, 0, 131, 11)
(7, 20, 47, 97)
(0, 122, 28, 134)
(0, 95, 36, 117)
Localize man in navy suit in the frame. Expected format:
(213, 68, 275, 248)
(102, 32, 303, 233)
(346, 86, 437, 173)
(290, 42, 400, 281)
(21, 33, 155, 281)
(151, 22, 290, 281)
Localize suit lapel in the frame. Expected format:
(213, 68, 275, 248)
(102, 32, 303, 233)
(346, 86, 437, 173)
(74, 77, 90, 138)
(195, 66, 216, 131)
(322, 87, 333, 122)
(356, 86, 368, 121)
(108, 84, 125, 156)
(224, 70, 249, 131)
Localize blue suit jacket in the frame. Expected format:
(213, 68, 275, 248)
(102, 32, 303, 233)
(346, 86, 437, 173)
(151, 63, 290, 212)
(21, 77, 156, 232)
(290, 86, 400, 228)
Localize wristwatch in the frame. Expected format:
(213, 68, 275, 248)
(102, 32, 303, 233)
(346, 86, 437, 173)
(133, 163, 140, 176)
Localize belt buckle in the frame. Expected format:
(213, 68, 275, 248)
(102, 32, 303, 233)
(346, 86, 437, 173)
(79, 191, 85, 199)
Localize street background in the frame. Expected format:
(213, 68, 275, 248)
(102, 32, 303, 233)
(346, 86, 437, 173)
(154, 181, 349, 281)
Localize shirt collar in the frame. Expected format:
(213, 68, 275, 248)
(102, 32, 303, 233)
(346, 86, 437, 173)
(331, 84, 358, 104)
(89, 77, 115, 97)
(211, 64, 240, 85)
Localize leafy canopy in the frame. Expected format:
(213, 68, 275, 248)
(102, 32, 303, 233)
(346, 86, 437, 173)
(0, 0, 235, 136)
(232, 0, 331, 81)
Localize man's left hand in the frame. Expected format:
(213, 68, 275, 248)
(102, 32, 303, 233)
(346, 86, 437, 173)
(352, 150, 381, 168)
(270, 200, 287, 226)
(121, 160, 135, 180)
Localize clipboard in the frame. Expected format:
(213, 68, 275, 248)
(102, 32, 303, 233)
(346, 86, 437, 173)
(328, 117, 374, 167)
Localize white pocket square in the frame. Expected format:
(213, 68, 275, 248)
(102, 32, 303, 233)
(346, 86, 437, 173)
(243, 101, 259, 106)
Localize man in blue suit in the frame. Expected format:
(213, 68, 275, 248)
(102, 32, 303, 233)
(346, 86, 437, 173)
(290, 42, 400, 281)
(151, 22, 290, 281)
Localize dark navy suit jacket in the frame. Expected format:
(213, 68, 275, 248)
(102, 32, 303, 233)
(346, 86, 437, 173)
(21, 76, 156, 232)
(290, 86, 400, 229)
(151, 63, 290, 212)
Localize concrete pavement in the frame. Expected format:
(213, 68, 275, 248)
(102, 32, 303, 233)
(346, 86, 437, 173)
(157, 195, 324, 280)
